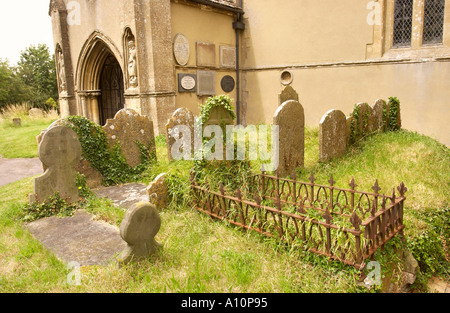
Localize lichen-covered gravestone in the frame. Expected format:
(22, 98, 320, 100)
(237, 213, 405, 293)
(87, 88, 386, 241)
(319, 109, 347, 163)
(103, 108, 157, 167)
(30, 126, 82, 204)
(371, 99, 387, 132)
(278, 85, 299, 105)
(273, 100, 305, 177)
(165, 108, 195, 161)
(146, 173, 168, 210)
(117, 202, 162, 265)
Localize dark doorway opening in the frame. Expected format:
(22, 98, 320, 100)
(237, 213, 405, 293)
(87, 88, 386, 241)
(99, 54, 125, 125)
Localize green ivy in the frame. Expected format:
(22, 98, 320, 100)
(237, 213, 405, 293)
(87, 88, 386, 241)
(349, 104, 360, 145)
(200, 95, 236, 124)
(388, 97, 401, 131)
(65, 116, 155, 186)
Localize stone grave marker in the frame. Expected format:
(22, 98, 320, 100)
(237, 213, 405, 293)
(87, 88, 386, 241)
(278, 85, 299, 105)
(165, 107, 195, 161)
(117, 202, 162, 265)
(30, 125, 82, 204)
(273, 100, 305, 177)
(146, 173, 168, 210)
(103, 108, 157, 167)
(13, 118, 21, 127)
(29, 108, 44, 118)
(319, 109, 347, 163)
(372, 99, 387, 132)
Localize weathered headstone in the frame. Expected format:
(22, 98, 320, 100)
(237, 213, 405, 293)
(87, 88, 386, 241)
(319, 109, 347, 163)
(146, 173, 169, 210)
(30, 126, 82, 204)
(371, 99, 387, 132)
(273, 100, 305, 177)
(278, 85, 299, 105)
(203, 106, 234, 129)
(29, 108, 44, 118)
(103, 108, 157, 167)
(117, 202, 162, 265)
(165, 108, 195, 162)
(12, 118, 21, 127)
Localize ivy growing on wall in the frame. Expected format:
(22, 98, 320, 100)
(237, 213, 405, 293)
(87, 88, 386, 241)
(65, 116, 154, 186)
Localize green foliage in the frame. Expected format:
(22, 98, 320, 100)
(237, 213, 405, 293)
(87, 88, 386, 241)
(66, 115, 154, 186)
(21, 193, 80, 223)
(0, 59, 33, 109)
(387, 97, 401, 131)
(407, 207, 450, 275)
(200, 94, 236, 124)
(15, 44, 58, 110)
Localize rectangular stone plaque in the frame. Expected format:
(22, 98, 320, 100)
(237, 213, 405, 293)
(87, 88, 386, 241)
(178, 74, 197, 93)
(196, 42, 216, 67)
(220, 45, 236, 68)
(197, 70, 216, 96)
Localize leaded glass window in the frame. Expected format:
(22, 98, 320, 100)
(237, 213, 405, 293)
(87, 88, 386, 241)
(423, 0, 446, 45)
(393, 0, 414, 47)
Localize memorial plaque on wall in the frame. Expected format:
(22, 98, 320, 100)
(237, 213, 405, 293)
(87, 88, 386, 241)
(197, 70, 216, 96)
(221, 75, 235, 93)
(173, 33, 190, 66)
(220, 46, 236, 68)
(196, 42, 216, 67)
(178, 74, 197, 92)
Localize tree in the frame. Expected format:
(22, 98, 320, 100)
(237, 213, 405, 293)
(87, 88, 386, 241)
(15, 44, 58, 109)
(0, 59, 32, 110)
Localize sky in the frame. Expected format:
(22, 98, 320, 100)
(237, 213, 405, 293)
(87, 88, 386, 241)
(0, 0, 54, 65)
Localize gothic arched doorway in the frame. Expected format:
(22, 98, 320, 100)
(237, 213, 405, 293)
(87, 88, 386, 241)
(99, 54, 125, 125)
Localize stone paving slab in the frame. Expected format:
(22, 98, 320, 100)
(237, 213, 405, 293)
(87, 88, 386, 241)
(26, 210, 127, 266)
(93, 183, 148, 210)
(0, 158, 43, 187)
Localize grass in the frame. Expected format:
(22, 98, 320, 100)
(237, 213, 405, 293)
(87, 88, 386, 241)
(0, 104, 59, 158)
(0, 113, 448, 292)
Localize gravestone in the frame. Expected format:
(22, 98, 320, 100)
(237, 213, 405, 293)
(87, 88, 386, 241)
(30, 126, 82, 204)
(36, 118, 104, 187)
(278, 85, 299, 105)
(203, 106, 234, 129)
(13, 118, 21, 127)
(273, 100, 305, 177)
(354, 102, 374, 133)
(319, 109, 347, 163)
(117, 202, 162, 265)
(29, 108, 44, 118)
(165, 107, 195, 161)
(146, 173, 168, 210)
(103, 108, 157, 167)
(371, 99, 387, 131)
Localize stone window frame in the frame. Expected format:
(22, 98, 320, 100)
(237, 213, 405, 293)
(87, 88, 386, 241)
(367, 0, 450, 59)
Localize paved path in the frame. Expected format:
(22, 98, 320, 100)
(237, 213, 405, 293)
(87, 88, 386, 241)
(0, 157, 43, 187)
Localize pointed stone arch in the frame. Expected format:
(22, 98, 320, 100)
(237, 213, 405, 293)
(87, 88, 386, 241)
(76, 31, 125, 125)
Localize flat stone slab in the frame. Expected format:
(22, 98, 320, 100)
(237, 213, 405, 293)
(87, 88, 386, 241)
(0, 158, 43, 187)
(93, 183, 148, 210)
(26, 210, 126, 266)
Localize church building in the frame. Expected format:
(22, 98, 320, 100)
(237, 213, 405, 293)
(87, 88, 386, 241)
(49, 0, 449, 145)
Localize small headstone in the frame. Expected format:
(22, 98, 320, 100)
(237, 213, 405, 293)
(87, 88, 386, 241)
(371, 99, 387, 131)
(103, 108, 157, 167)
(278, 86, 299, 105)
(12, 118, 21, 127)
(117, 202, 162, 265)
(146, 173, 168, 210)
(29, 108, 44, 118)
(30, 126, 82, 204)
(165, 108, 195, 162)
(319, 109, 347, 163)
(203, 106, 234, 129)
(273, 100, 305, 177)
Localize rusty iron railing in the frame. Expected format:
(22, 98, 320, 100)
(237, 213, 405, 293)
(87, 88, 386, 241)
(190, 170, 407, 269)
